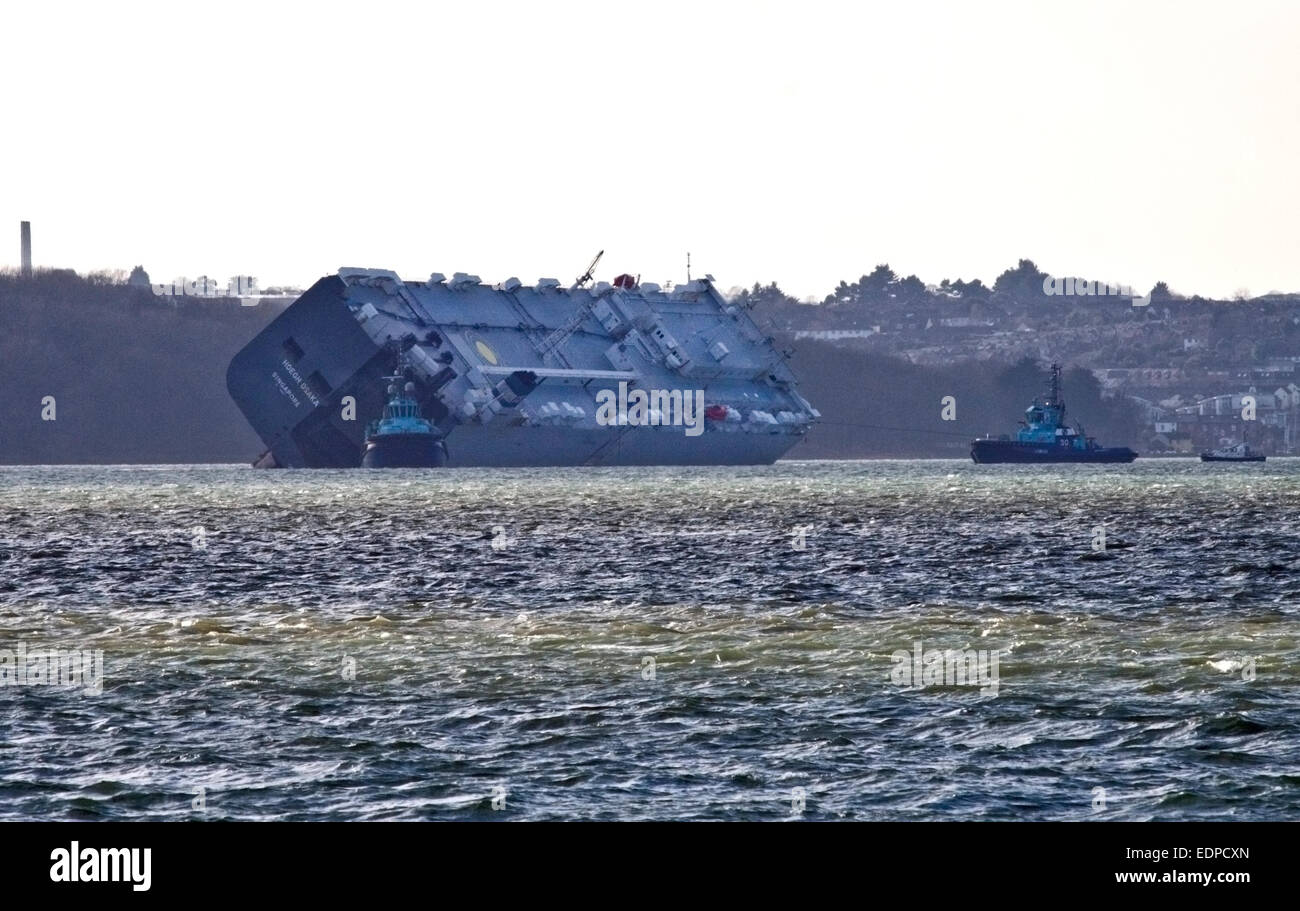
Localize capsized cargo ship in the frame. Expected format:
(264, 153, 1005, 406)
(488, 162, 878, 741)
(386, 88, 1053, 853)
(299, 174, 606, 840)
(227, 263, 820, 467)
(971, 362, 1138, 464)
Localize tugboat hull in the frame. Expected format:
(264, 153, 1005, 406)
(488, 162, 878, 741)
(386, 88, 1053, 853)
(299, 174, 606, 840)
(361, 433, 448, 468)
(971, 440, 1138, 464)
(1200, 454, 1265, 463)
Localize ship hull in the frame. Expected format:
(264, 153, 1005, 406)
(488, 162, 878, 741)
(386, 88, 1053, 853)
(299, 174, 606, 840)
(971, 440, 1138, 464)
(1200, 454, 1265, 463)
(439, 423, 797, 467)
(361, 434, 448, 468)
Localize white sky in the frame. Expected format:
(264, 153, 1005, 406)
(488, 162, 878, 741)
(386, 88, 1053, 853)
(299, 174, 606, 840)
(2, 0, 1297, 299)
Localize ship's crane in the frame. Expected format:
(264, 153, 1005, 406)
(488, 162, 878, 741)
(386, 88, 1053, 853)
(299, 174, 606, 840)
(573, 250, 604, 289)
(537, 297, 597, 360)
(537, 251, 606, 362)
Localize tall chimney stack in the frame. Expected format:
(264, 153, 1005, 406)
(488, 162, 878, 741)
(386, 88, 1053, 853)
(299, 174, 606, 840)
(20, 221, 32, 278)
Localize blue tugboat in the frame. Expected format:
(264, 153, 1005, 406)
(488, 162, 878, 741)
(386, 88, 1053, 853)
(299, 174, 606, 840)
(361, 361, 449, 468)
(971, 363, 1138, 464)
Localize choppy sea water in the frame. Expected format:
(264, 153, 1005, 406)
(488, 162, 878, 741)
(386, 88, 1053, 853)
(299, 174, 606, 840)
(1, 459, 1298, 821)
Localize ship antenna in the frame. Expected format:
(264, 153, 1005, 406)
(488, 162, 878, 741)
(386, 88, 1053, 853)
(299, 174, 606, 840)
(687, 251, 691, 282)
(574, 250, 604, 289)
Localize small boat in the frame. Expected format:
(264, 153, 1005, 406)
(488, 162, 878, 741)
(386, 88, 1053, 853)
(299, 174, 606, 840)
(361, 361, 449, 468)
(1200, 442, 1265, 463)
(971, 363, 1138, 464)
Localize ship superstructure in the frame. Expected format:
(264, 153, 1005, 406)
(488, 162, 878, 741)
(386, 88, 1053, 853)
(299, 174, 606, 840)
(227, 266, 819, 467)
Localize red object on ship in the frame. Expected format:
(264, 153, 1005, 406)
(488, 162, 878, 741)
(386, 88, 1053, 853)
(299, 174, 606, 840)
(705, 404, 729, 421)
(613, 273, 638, 289)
